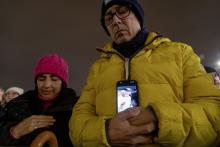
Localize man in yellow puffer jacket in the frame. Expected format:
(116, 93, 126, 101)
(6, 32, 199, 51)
(69, 0, 220, 146)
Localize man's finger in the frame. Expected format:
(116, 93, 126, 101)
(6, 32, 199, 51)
(131, 122, 156, 135)
(130, 135, 153, 145)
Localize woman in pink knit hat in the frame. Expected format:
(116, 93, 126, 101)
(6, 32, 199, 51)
(0, 54, 78, 147)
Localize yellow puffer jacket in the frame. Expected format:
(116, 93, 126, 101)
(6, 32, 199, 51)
(69, 32, 220, 147)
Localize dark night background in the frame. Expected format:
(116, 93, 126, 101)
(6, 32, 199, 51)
(0, 0, 220, 95)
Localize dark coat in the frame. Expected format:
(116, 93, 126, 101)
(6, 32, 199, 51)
(0, 88, 78, 147)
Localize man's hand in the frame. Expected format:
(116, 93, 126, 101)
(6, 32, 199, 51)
(11, 115, 56, 139)
(128, 106, 157, 130)
(107, 108, 154, 146)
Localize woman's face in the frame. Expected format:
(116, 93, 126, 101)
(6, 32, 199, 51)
(37, 74, 62, 100)
(4, 90, 19, 103)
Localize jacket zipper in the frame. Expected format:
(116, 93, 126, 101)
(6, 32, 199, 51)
(124, 58, 130, 80)
(96, 34, 162, 80)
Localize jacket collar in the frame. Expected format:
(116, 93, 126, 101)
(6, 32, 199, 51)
(97, 32, 170, 57)
(112, 28, 148, 58)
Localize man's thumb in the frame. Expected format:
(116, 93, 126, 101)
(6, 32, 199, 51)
(118, 107, 140, 121)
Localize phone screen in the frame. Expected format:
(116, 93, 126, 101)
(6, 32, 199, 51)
(116, 80, 138, 113)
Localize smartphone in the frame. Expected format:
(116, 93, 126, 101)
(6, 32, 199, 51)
(116, 80, 139, 113)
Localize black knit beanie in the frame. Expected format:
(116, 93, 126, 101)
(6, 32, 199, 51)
(204, 66, 217, 73)
(101, 0, 144, 36)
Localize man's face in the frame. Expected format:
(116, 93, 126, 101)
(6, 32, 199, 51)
(209, 72, 220, 87)
(105, 5, 141, 44)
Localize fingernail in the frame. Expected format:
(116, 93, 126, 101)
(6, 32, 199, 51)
(147, 123, 155, 133)
(130, 107, 140, 115)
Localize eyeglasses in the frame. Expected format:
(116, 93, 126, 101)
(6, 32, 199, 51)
(104, 5, 131, 26)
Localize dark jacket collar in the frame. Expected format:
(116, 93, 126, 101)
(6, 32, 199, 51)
(113, 28, 148, 58)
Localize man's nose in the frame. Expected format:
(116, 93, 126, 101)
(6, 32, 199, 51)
(112, 13, 122, 24)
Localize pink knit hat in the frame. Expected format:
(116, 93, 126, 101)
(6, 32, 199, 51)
(34, 54, 69, 85)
